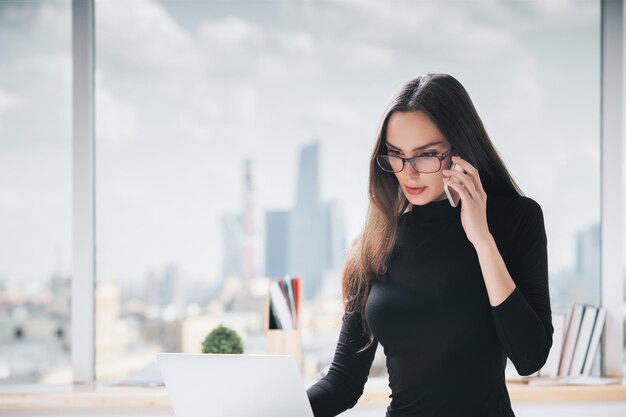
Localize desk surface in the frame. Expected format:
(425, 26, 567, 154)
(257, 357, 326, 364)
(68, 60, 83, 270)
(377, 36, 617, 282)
(1, 377, 626, 409)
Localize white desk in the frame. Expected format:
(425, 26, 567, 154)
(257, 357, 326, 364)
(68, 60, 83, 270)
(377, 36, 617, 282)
(2, 377, 626, 417)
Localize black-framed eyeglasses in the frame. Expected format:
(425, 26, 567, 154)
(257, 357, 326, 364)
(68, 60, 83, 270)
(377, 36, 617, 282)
(376, 147, 455, 174)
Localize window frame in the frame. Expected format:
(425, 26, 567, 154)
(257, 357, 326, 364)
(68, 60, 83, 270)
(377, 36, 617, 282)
(71, 0, 95, 384)
(599, 0, 624, 377)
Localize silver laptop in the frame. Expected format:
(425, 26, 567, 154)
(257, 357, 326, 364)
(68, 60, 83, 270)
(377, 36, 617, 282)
(157, 353, 315, 417)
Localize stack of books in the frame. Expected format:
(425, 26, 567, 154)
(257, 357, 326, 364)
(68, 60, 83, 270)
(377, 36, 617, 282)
(528, 304, 616, 385)
(268, 275, 301, 330)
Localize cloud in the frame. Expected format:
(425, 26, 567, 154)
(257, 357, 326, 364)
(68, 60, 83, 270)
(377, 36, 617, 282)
(309, 100, 359, 127)
(101, 177, 147, 204)
(524, 0, 593, 18)
(0, 89, 23, 114)
(0, 190, 19, 211)
(197, 16, 307, 80)
(343, 43, 395, 71)
(229, 84, 259, 126)
(0, 2, 70, 149)
(96, 0, 200, 73)
(488, 55, 544, 124)
(96, 81, 137, 146)
(197, 15, 265, 48)
(256, 53, 291, 79)
(278, 30, 314, 53)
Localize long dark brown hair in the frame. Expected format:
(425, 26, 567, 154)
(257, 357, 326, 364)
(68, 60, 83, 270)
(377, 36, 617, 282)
(342, 73, 524, 352)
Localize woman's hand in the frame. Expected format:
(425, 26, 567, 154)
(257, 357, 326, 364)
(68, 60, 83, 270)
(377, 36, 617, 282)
(442, 156, 492, 247)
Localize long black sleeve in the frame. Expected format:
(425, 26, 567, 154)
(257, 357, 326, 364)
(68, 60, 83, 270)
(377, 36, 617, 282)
(491, 197, 554, 376)
(306, 310, 378, 417)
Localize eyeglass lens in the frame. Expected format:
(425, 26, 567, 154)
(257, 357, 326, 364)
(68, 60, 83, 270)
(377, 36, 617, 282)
(378, 155, 440, 173)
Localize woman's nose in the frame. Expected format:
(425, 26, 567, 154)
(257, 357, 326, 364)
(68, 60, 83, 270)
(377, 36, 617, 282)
(403, 163, 421, 177)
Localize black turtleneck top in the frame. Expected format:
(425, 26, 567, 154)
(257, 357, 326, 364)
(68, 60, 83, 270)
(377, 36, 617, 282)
(306, 194, 553, 417)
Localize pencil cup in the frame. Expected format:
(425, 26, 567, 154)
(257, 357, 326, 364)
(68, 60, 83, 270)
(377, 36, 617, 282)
(265, 328, 302, 372)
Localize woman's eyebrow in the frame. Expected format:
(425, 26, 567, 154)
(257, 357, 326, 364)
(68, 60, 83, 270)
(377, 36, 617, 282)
(385, 140, 444, 152)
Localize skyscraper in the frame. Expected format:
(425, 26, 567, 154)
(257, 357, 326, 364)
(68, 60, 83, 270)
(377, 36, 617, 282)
(263, 141, 348, 300)
(264, 210, 289, 278)
(242, 159, 257, 296)
(324, 200, 347, 271)
(288, 142, 327, 300)
(220, 212, 243, 279)
(575, 222, 600, 304)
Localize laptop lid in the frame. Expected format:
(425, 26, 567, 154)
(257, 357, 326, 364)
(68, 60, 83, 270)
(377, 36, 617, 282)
(157, 353, 315, 417)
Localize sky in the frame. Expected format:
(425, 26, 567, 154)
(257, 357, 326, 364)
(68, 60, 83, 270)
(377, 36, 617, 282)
(0, 0, 620, 290)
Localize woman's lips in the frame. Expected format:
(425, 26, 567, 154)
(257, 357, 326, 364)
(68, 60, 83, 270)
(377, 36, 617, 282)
(406, 186, 427, 195)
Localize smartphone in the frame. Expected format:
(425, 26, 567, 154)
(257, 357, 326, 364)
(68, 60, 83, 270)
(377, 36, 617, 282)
(443, 160, 465, 207)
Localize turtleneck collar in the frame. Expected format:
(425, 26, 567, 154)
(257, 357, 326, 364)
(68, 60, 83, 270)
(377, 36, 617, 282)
(410, 197, 460, 221)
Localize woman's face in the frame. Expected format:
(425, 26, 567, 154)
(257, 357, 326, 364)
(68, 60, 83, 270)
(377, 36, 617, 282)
(384, 110, 454, 206)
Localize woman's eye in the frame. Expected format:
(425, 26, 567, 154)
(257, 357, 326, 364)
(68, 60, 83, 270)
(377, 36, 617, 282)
(420, 152, 437, 157)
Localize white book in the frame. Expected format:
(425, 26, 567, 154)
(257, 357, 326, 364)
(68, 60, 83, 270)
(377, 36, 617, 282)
(558, 304, 584, 377)
(569, 305, 598, 376)
(283, 275, 297, 327)
(582, 307, 607, 376)
(269, 281, 294, 330)
(538, 314, 566, 377)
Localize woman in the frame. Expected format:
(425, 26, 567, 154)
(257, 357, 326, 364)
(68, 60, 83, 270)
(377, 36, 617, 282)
(306, 73, 553, 417)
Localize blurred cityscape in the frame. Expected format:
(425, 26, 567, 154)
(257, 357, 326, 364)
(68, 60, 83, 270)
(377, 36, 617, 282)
(0, 140, 350, 384)
(0, 139, 623, 385)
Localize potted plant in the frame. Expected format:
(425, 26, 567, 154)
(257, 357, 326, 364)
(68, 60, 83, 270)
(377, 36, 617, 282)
(201, 324, 244, 354)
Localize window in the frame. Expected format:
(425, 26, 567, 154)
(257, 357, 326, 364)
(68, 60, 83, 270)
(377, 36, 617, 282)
(0, 0, 72, 385)
(93, 0, 603, 381)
